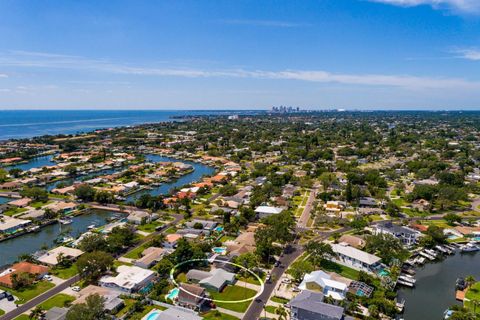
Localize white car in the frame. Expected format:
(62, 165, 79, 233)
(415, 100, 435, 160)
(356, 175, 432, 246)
(43, 275, 53, 281)
(71, 286, 81, 292)
(281, 278, 292, 284)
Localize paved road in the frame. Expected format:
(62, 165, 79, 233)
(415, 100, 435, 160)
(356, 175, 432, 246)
(297, 187, 318, 228)
(242, 244, 304, 320)
(0, 276, 79, 320)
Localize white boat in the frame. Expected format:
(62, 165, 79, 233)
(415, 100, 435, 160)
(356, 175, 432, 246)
(425, 249, 438, 257)
(59, 218, 72, 225)
(87, 224, 96, 230)
(460, 242, 480, 252)
(419, 251, 435, 260)
(399, 275, 416, 284)
(397, 279, 414, 287)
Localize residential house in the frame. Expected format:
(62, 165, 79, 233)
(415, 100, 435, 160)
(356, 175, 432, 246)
(163, 234, 183, 249)
(374, 221, 420, 247)
(290, 290, 353, 320)
(177, 283, 207, 311)
(8, 198, 32, 208)
(73, 285, 124, 313)
(299, 270, 348, 300)
(0, 215, 31, 234)
(142, 308, 202, 320)
(337, 235, 366, 249)
(0, 262, 49, 288)
(134, 247, 167, 269)
(254, 205, 284, 219)
(37, 246, 84, 266)
(186, 268, 236, 292)
(331, 243, 381, 274)
(99, 265, 156, 293)
(44, 307, 69, 320)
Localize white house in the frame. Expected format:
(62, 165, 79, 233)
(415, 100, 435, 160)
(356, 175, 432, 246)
(99, 265, 155, 293)
(331, 243, 381, 274)
(254, 206, 284, 219)
(299, 270, 348, 300)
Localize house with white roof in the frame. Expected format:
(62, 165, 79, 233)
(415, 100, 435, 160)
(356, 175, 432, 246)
(331, 243, 381, 274)
(99, 265, 156, 293)
(254, 205, 284, 219)
(0, 216, 31, 234)
(299, 270, 348, 300)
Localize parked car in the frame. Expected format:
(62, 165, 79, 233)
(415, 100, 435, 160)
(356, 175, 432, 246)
(72, 286, 81, 292)
(6, 293, 14, 301)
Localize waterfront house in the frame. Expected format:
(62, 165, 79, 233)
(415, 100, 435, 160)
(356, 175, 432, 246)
(373, 221, 421, 247)
(99, 265, 156, 293)
(298, 270, 348, 300)
(177, 283, 207, 311)
(44, 201, 77, 214)
(0, 215, 31, 234)
(37, 246, 84, 266)
(9, 197, 32, 208)
(0, 262, 49, 288)
(290, 290, 353, 320)
(331, 243, 381, 274)
(324, 201, 344, 214)
(22, 209, 46, 221)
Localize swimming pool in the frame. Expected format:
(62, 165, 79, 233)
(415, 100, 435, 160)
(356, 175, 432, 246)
(214, 226, 224, 232)
(166, 287, 179, 300)
(212, 247, 227, 255)
(143, 310, 161, 320)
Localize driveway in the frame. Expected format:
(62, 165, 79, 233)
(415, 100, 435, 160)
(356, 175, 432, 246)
(0, 296, 18, 313)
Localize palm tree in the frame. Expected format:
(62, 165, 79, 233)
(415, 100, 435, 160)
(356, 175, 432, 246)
(29, 306, 44, 319)
(275, 305, 289, 320)
(465, 275, 476, 288)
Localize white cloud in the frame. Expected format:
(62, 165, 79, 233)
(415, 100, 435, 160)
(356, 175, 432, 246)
(0, 73, 8, 78)
(367, 0, 480, 13)
(1, 50, 479, 90)
(453, 48, 480, 60)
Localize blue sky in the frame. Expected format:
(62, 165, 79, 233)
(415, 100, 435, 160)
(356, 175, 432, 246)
(0, 0, 480, 110)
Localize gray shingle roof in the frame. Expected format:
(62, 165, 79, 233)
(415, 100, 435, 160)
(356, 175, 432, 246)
(290, 290, 345, 320)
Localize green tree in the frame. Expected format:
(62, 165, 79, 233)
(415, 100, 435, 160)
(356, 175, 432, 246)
(66, 294, 108, 320)
(78, 233, 108, 252)
(304, 241, 335, 267)
(74, 184, 96, 202)
(76, 251, 114, 283)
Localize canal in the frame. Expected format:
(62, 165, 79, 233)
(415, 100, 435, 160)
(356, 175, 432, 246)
(398, 251, 480, 320)
(0, 209, 117, 266)
(5, 155, 56, 171)
(126, 154, 216, 201)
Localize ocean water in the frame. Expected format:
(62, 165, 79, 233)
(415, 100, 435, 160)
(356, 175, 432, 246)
(0, 110, 238, 140)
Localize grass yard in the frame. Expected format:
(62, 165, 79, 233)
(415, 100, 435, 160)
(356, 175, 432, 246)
(137, 220, 164, 233)
(13, 316, 30, 320)
(39, 293, 75, 310)
(271, 296, 289, 304)
(115, 298, 136, 317)
(0, 309, 4, 316)
(51, 264, 78, 279)
(208, 285, 257, 313)
(29, 200, 53, 209)
(320, 260, 360, 280)
(202, 310, 240, 320)
(465, 282, 480, 313)
(123, 242, 151, 259)
(127, 305, 156, 320)
(0, 281, 55, 304)
(2, 207, 28, 216)
(237, 275, 263, 286)
(265, 305, 277, 314)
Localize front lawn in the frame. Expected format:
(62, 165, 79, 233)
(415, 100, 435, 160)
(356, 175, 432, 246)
(208, 285, 257, 313)
(465, 282, 480, 313)
(137, 221, 163, 233)
(0, 281, 55, 304)
(39, 293, 75, 310)
(51, 264, 78, 279)
(202, 310, 240, 320)
(320, 260, 360, 280)
(13, 315, 30, 320)
(123, 242, 151, 259)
